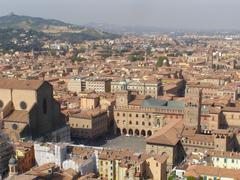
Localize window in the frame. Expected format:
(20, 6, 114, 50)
(0, 100, 4, 108)
(224, 158, 227, 163)
(142, 114, 145, 118)
(156, 163, 158, 167)
(142, 122, 145, 126)
(123, 113, 125, 117)
(148, 122, 151, 126)
(136, 114, 138, 117)
(136, 121, 139, 125)
(20, 101, 27, 110)
(12, 124, 18, 130)
(129, 121, 132, 125)
(117, 113, 119, 116)
(43, 98, 47, 114)
(232, 159, 234, 163)
(129, 114, 132, 117)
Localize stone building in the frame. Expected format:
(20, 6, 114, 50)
(85, 78, 111, 93)
(69, 109, 108, 139)
(111, 79, 162, 98)
(98, 149, 168, 180)
(0, 78, 70, 142)
(113, 90, 220, 137)
(183, 87, 202, 132)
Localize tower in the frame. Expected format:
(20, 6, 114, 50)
(184, 87, 202, 132)
(8, 157, 18, 176)
(207, 47, 214, 68)
(115, 90, 131, 107)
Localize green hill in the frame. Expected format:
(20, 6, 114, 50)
(0, 13, 79, 30)
(0, 13, 119, 41)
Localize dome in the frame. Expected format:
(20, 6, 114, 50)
(9, 157, 17, 165)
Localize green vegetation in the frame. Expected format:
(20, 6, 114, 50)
(156, 56, 168, 67)
(186, 176, 203, 180)
(168, 175, 175, 180)
(0, 13, 74, 30)
(0, 28, 44, 53)
(71, 56, 87, 63)
(128, 54, 144, 62)
(0, 14, 120, 53)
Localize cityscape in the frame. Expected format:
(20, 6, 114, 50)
(1, 0, 240, 180)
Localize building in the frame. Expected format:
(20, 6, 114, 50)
(80, 95, 100, 110)
(69, 109, 108, 139)
(34, 143, 97, 177)
(206, 150, 240, 169)
(85, 78, 111, 93)
(67, 78, 84, 93)
(146, 120, 185, 172)
(0, 78, 69, 142)
(34, 143, 67, 167)
(62, 146, 96, 175)
(15, 142, 35, 174)
(98, 149, 167, 180)
(111, 80, 128, 93)
(184, 164, 240, 180)
(183, 87, 202, 132)
(113, 90, 220, 138)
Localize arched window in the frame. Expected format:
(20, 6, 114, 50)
(142, 121, 145, 126)
(43, 98, 47, 114)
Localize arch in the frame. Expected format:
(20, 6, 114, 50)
(135, 129, 140, 136)
(147, 130, 152, 137)
(128, 129, 133, 135)
(116, 128, 121, 135)
(141, 130, 146, 137)
(161, 152, 167, 156)
(122, 128, 127, 135)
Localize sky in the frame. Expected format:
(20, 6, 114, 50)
(0, 0, 239, 30)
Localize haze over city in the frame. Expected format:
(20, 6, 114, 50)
(0, 0, 240, 30)
(2, 1, 240, 180)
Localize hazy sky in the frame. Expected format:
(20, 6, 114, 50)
(0, 0, 239, 30)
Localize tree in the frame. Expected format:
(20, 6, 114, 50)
(128, 54, 144, 62)
(156, 56, 167, 67)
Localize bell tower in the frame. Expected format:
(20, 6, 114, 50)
(184, 87, 202, 132)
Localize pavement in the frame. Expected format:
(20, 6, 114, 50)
(73, 133, 146, 153)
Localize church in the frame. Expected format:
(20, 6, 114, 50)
(0, 78, 70, 142)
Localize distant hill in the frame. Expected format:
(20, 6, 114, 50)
(0, 13, 77, 30)
(0, 13, 119, 41)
